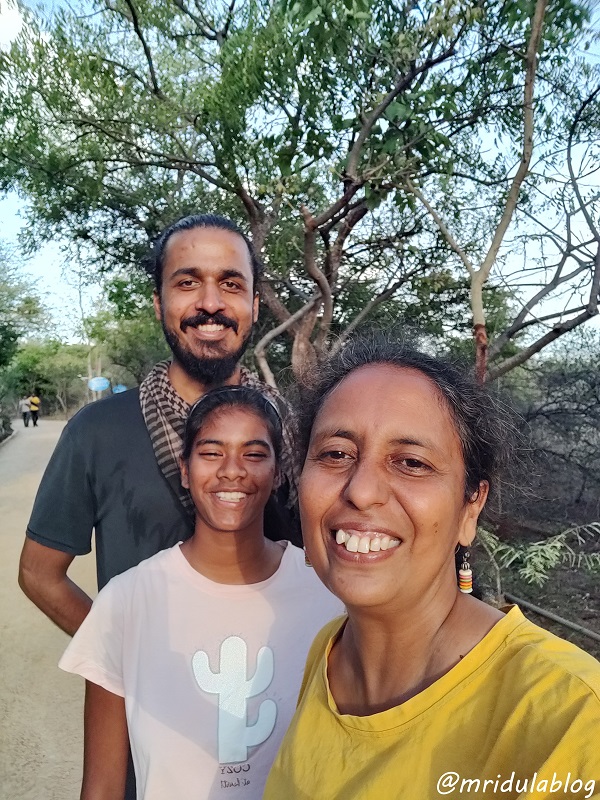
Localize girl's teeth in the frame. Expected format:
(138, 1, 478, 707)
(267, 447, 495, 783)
(379, 536, 390, 550)
(370, 537, 381, 552)
(336, 530, 347, 545)
(346, 535, 360, 552)
(358, 536, 370, 553)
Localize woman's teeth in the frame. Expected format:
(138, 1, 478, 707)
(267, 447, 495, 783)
(334, 530, 400, 553)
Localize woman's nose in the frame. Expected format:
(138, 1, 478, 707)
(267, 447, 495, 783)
(342, 458, 389, 510)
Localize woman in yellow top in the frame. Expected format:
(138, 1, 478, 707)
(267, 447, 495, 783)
(265, 335, 600, 800)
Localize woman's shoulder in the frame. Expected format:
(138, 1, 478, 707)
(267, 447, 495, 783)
(502, 606, 600, 701)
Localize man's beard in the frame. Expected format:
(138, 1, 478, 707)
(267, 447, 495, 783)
(161, 311, 253, 389)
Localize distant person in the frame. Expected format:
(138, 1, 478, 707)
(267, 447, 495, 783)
(18, 214, 299, 800)
(60, 388, 342, 800)
(18, 397, 30, 427)
(265, 335, 600, 799)
(27, 393, 40, 426)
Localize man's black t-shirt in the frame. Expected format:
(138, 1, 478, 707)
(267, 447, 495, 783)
(27, 389, 194, 589)
(27, 388, 299, 590)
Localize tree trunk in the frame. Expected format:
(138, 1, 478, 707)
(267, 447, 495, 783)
(474, 323, 488, 385)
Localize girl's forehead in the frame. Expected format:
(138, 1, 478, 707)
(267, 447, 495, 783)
(195, 405, 272, 439)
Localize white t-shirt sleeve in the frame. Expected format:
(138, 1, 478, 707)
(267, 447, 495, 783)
(59, 575, 126, 697)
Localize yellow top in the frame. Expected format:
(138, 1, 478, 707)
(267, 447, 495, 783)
(265, 607, 600, 799)
(28, 395, 40, 411)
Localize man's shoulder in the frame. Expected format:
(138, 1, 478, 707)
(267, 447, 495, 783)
(70, 387, 140, 421)
(65, 388, 143, 438)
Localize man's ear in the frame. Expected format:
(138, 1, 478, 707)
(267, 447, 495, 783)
(153, 290, 162, 322)
(458, 481, 489, 548)
(252, 292, 259, 324)
(180, 457, 189, 489)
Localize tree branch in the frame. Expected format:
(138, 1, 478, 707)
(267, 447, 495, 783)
(122, 0, 164, 98)
(567, 84, 600, 241)
(254, 295, 321, 386)
(405, 179, 475, 276)
(477, 0, 548, 283)
(345, 26, 466, 181)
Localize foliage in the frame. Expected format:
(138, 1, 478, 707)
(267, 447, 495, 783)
(85, 302, 170, 383)
(0, 241, 49, 367)
(0, 340, 89, 416)
(0, 0, 596, 380)
(479, 524, 600, 592)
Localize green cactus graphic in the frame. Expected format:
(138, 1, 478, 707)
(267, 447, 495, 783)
(192, 635, 277, 763)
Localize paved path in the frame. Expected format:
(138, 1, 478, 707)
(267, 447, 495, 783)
(0, 420, 96, 800)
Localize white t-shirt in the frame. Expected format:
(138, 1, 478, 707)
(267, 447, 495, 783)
(60, 543, 343, 800)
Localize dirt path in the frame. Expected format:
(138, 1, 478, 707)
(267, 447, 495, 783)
(0, 420, 97, 800)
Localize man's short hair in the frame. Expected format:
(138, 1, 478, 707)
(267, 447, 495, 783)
(145, 214, 263, 294)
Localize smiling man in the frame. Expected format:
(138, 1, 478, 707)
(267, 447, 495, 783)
(18, 214, 298, 638)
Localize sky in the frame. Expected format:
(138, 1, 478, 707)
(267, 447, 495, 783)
(0, 0, 98, 340)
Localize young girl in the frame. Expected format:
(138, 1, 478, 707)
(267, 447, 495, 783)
(60, 386, 342, 800)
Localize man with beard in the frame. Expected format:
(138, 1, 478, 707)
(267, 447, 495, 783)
(18, 214, 298, 638)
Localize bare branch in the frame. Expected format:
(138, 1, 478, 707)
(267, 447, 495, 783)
(405, 179, 475, 276)
(254, 296, 321, 386)
(567, 84, 600, 241)
(488, 244, 600, 380)
(478, 0, 548, 282)
(487, 307, 597, 381)
(172, 0, 220, 40)
(301, 206, 333, 348)
(330, 277, 409, 355)
(122, 0, 164, 98)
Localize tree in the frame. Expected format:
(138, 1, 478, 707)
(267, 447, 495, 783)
(0, 0, 595, 382)
(0, 241, 48, 367)
(505, 329, 600, 529)
(85, 303, 170, 384)
(409, 76, 600, 383)
(0, 340, 90, 415)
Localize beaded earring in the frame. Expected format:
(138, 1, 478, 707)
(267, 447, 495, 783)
(458, 548, 473, 594)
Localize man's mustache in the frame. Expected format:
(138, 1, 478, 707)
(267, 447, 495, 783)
(180, 311, 238, 334)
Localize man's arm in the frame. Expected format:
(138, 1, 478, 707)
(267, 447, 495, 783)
(81, 681, 128, 800)
(18, 538, 92, 636)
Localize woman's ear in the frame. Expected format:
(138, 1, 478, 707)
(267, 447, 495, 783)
(458, 480, 489, 547)
(180, 457, 189, 489)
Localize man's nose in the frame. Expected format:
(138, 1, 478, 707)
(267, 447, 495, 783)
(195, 282, 226, 315)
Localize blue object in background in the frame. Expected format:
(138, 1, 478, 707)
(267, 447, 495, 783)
(88, 376, 111, 392)
(112, 384, 127, 394)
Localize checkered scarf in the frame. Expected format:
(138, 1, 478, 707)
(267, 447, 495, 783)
(139, 360, 298, 518)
